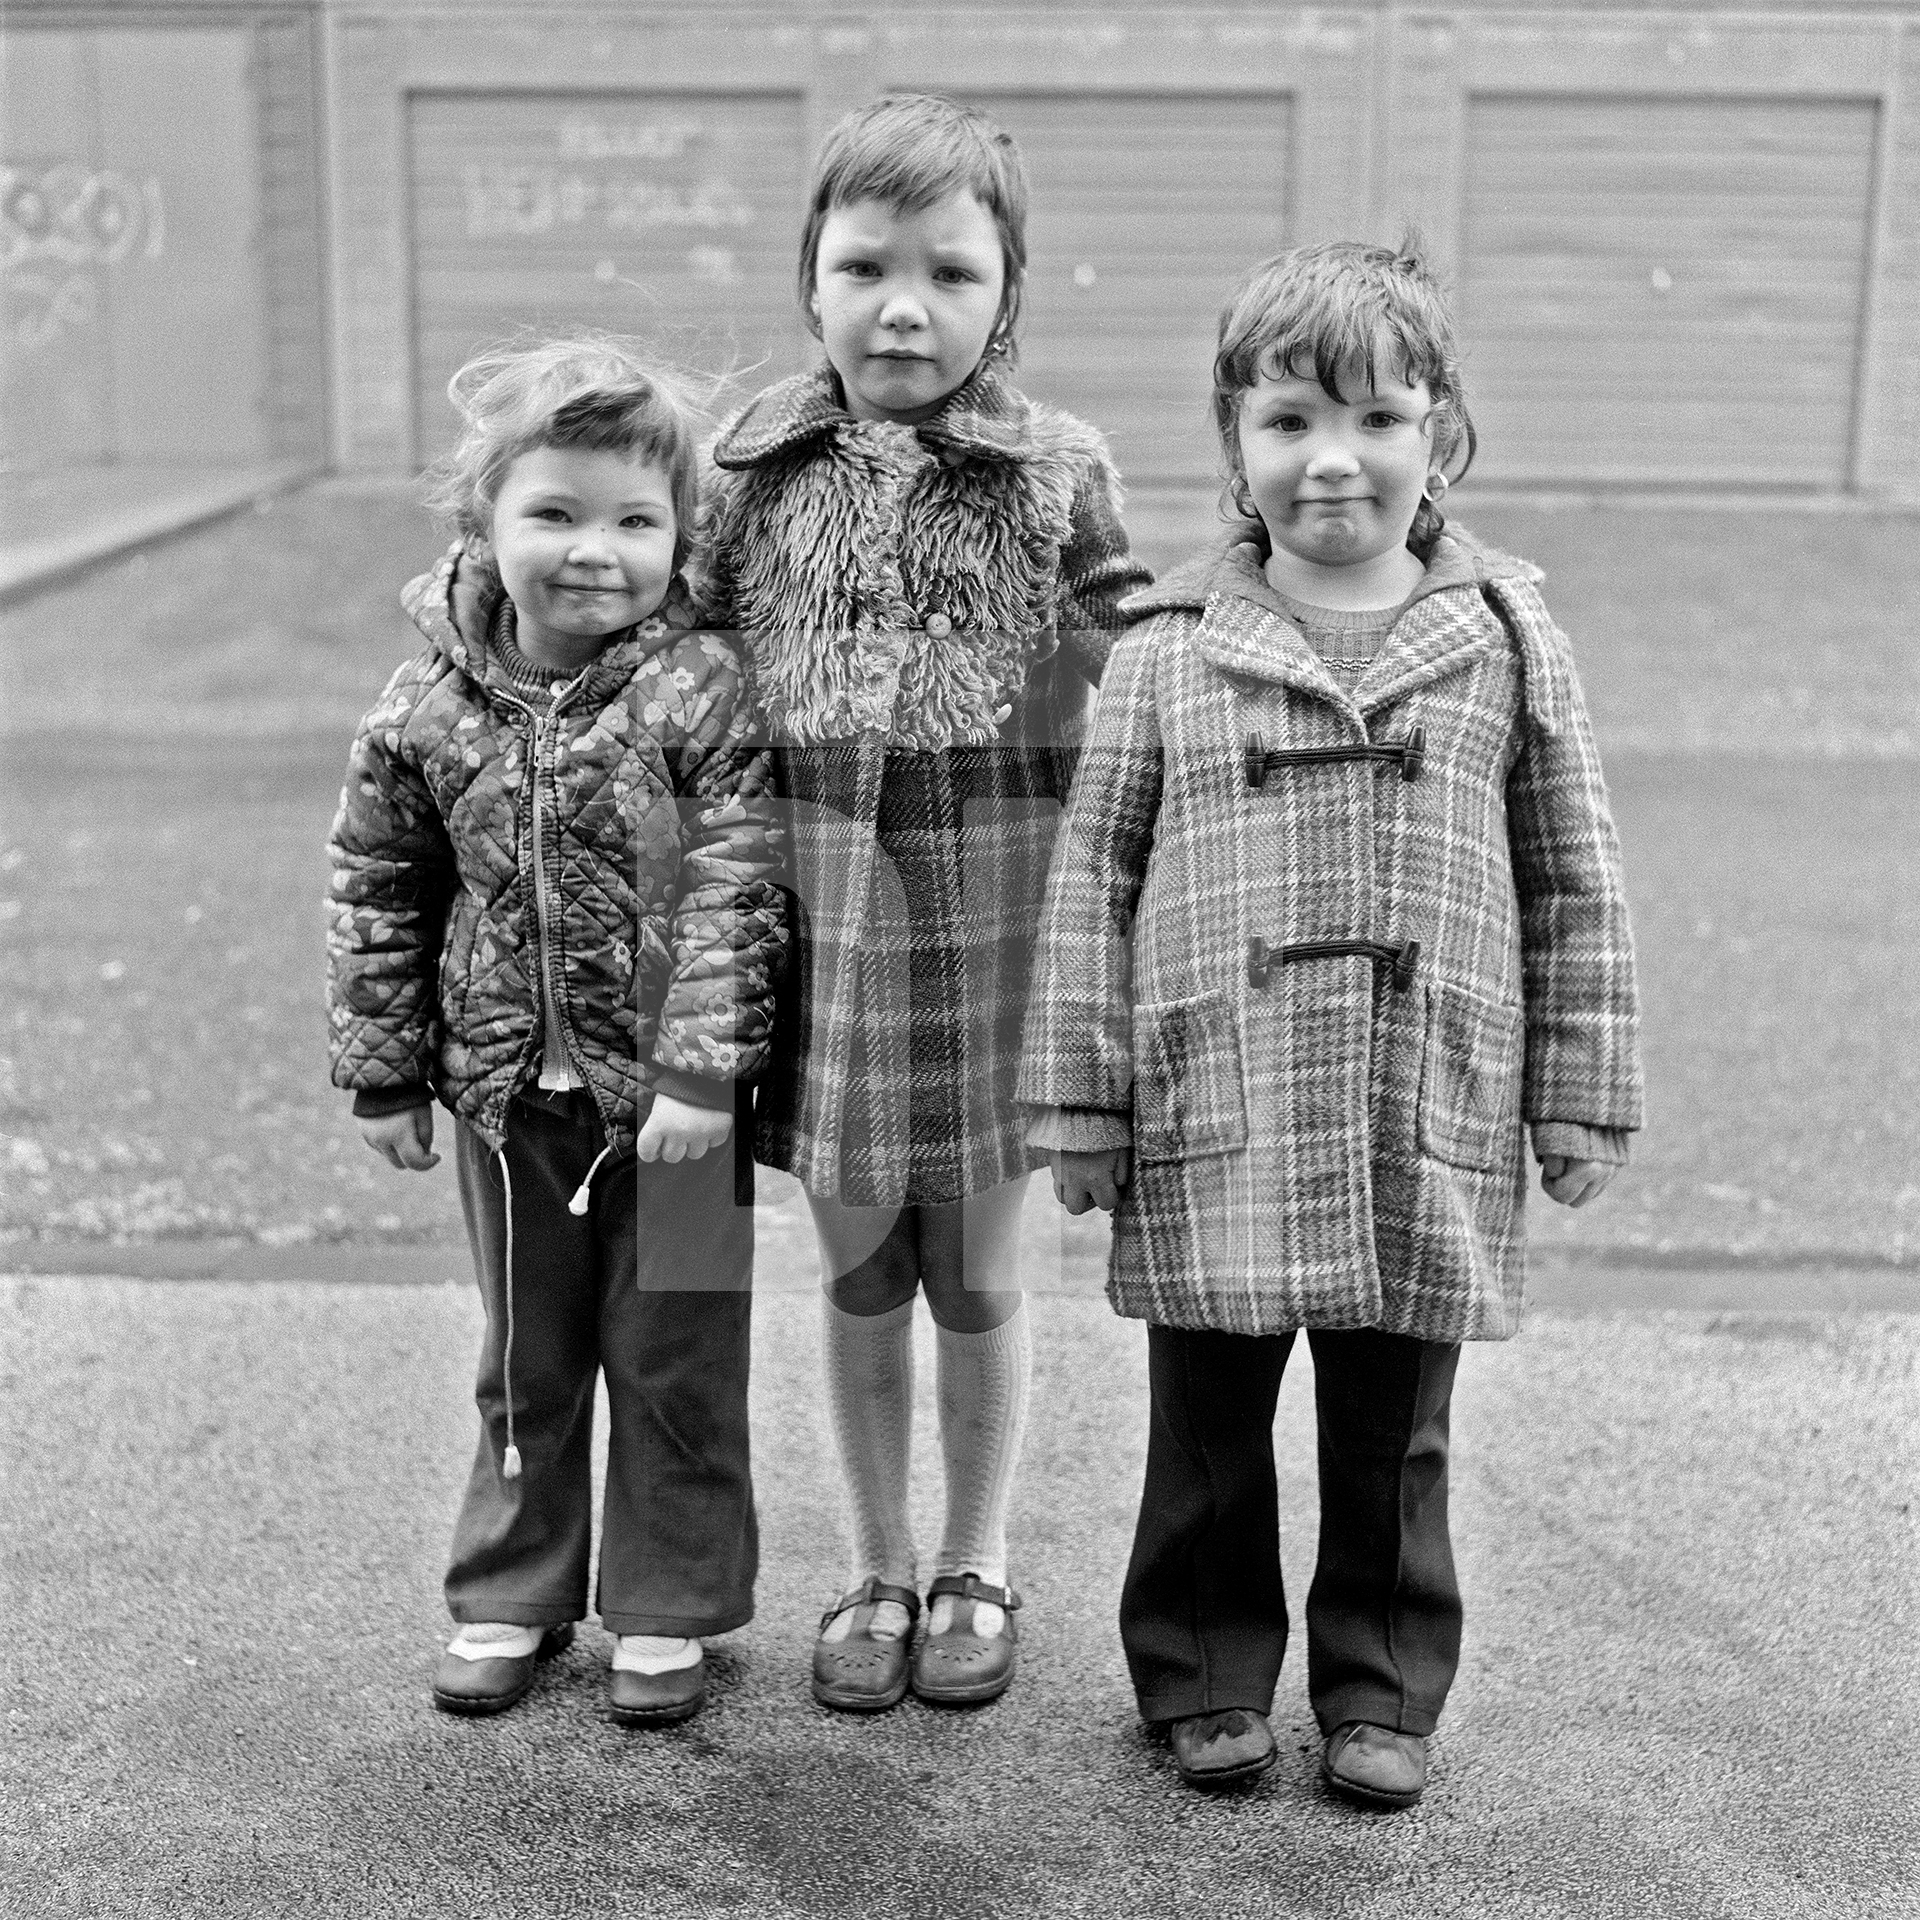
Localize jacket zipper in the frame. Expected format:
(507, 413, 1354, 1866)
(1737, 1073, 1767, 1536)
(491, 667, 590, 1094)
(528, 678, 590, 1087)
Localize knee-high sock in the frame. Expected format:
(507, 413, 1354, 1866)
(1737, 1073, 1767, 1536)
(933, 1303, 1032, 1590)
(821, 1295, 918, 1602)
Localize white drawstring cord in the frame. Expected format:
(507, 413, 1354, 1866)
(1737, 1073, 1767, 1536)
(568, 1142, 615, 1217)
(496, 1147, 522, 1481)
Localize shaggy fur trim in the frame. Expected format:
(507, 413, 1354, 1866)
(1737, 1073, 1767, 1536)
(709, 366, 1116, 751)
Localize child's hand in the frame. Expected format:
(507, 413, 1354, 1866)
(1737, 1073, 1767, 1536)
(360, 1105, 440, 1171)
(637, 1091, 733, 1164)
(1050, 1146, 1130, 1215)
(1540, 1156, 1616, 1209)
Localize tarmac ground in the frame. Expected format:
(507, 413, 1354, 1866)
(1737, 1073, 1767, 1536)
(3, 1277, 1916, 1920)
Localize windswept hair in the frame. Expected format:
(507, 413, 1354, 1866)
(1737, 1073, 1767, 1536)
(1212, 238, 1477, 553)
(797, 92, 1029, 361)
(422, 334, 708, 567)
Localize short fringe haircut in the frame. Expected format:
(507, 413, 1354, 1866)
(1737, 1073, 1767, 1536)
(797, 92, 1029, 362)
(423, 334, 708, 568)
(1212, 238, 1477, 555)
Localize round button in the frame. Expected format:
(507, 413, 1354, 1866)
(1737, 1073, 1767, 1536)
(923, 612, 953, 638)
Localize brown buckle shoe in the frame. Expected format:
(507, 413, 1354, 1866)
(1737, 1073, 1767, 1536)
(811, 1577, 921, 1712)
(909, 1573, 1022, 1706)
(1169, 1709, 1277, 1789)
(430, 1623, 573, 1716)
(1322, 1721, 1428, 1809)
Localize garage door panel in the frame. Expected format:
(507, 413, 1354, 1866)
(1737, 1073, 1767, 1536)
(967, 93, 1290, 486)
(1461, 94, 1875, 487)
(408, 91, 806, 463)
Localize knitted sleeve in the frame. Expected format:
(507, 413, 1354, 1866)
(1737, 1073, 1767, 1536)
(1026, 1106, 1135, 1153)
(1531, 1120, 1632, 1166)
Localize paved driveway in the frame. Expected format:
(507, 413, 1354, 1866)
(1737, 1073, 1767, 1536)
(3, 1277, 1914, 1919)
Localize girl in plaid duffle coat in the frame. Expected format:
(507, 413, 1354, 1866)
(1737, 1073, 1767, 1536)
(1019, 242, 1642, 1804)
(701, 96, 1148, 1710)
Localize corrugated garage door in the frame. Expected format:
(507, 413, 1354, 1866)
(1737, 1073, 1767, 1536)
(1460, 96, 1877, 488)
(408, 92, 807, 462)
(968, 94, 1292, 487)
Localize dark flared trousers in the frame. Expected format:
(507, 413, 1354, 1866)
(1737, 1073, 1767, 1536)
(1120, 1323, 1462, 1735)
(446, 1088, 758, 1638)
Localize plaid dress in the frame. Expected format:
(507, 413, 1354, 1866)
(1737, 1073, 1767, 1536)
(1017, 534, 1643, 1343)
(706, 364, 1149, 1204)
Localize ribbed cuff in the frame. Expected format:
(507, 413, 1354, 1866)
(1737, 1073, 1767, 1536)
(1531, 1121, 1632, 1166)
(651, 1066, 737, 1112)
(351, 1085, 433, 1119)
(1024, 1105, 1132, 1153)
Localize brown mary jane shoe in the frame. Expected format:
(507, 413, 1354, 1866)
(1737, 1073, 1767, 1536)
(909, 1573, 1022, 1706)
(811, 1577, 922, 1712)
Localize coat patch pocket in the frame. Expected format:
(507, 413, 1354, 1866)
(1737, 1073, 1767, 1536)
(1132, 990, 1248, 1163)
(1417, 978, 1522, 1172)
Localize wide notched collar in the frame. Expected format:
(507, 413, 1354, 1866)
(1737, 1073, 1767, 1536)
(711, 361, 1038, 469)
(1129, 531, 1544, 719)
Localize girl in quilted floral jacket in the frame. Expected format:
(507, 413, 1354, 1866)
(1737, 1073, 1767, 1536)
(327, 337, 786, 1728)
(1021, 242, 1642, 1805)
(702, 94, 1148, 1712)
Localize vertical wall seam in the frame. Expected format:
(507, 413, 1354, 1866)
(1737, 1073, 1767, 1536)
(1845, 20, 1904, 496)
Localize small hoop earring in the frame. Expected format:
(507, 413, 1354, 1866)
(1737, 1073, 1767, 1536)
(1423, 471, 1450, 504)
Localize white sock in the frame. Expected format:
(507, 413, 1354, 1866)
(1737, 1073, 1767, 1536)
(446, 1621, 543, 1661)
(612, 1634, 702, 1675)
(930, 1303, 1032, 1637)
(820, 1295, 918, 1642)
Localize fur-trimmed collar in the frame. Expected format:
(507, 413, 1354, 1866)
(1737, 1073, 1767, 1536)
(712, 360, 1040, 469)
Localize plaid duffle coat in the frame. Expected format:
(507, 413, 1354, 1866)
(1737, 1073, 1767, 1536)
(704, 363, 1149, 1204)
(1017, 533, 1643, 1342)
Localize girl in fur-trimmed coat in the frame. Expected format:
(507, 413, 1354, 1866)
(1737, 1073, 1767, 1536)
(702, 95, 1148, 1711)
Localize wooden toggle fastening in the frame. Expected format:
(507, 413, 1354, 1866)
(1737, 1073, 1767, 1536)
(1244, 725, 1427, 789)
(1247, 936, 1422, 990)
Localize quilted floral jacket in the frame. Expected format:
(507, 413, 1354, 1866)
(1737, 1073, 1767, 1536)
(1018, 533, 1642, 1344)
(326, 546, 788, 1155)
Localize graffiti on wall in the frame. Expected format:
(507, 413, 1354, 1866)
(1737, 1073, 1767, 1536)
(1, 163, 165, 350)
(461, 114, 752, 286)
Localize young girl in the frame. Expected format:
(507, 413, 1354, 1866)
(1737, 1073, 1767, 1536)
(701, 93, 1149, 1710)
(327, 337, 786, 1727)
(1019, 241, 1642, 1801)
